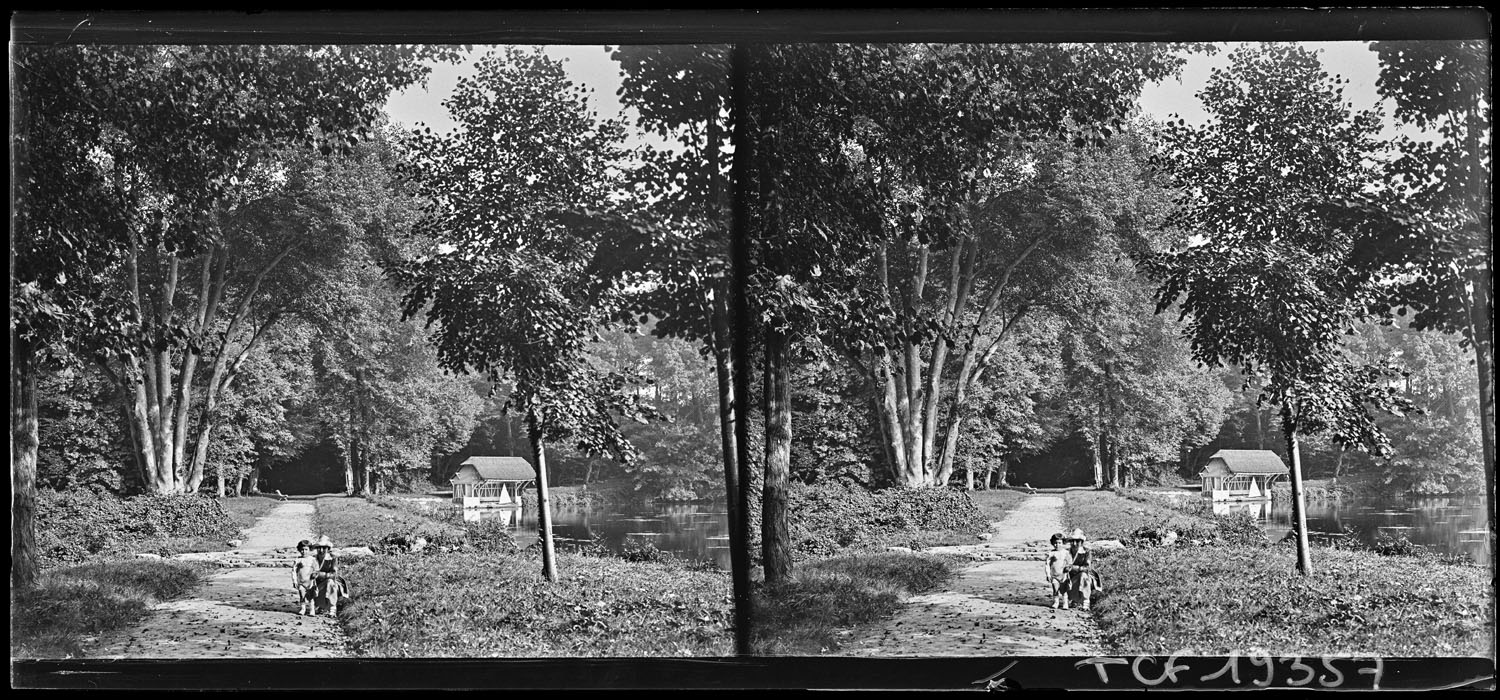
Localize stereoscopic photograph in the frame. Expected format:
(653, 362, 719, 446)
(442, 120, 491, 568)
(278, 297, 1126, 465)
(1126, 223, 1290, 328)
(10, 9, 1493, 692)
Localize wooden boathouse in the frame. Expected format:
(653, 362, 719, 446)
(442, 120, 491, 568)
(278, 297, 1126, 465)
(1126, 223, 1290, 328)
(450, 456, 535, 508)
(1198, 449, 1289, 501)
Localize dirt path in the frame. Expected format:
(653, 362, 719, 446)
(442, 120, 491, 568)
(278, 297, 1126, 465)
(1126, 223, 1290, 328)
(82, 501, 350, 659)
(832, 494, 1104, 657)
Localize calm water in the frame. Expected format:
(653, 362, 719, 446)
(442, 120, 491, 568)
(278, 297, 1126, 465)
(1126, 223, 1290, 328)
(454, 501, 732, 569)
(1210, 496, 1491, 566)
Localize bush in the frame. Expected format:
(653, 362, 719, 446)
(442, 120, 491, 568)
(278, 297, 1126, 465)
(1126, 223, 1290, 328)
(464, 519, 520, 554)
(33, 489, 238, 566)
(1211, 511, 1269, 546)
(787, 483, 988, 559)
(1371, 532, 1426, 557)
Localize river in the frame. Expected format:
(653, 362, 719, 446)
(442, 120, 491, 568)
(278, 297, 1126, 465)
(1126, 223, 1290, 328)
(1210, 495, 1491, 567)
(451, 501, 732, 569)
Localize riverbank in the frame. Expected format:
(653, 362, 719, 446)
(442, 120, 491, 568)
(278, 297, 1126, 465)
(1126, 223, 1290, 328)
(1065, 489, 1494, 657)
(336, 486, 1005, 656)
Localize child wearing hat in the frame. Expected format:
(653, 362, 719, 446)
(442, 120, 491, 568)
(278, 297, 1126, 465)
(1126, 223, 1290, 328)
(1063, 529, 1104, 611)
(311, 535, 345, 616)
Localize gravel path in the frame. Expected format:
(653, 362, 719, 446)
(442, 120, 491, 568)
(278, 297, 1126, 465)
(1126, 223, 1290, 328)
(82, 501, 350, 659)
(832, 494, 1104, 657)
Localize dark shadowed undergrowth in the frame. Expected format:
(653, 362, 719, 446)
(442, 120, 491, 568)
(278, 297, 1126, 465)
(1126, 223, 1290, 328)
(10, 559, 214, 659)
(752, 552, 961, 655)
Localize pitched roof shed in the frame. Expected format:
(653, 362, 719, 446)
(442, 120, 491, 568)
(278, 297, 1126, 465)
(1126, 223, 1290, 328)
(1204, 449, 1290, 475)
(453, 456, 536, 482)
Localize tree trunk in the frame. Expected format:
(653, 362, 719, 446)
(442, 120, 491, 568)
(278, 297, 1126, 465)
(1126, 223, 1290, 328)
(1254, 406, 1265, 450)
(761, 327, 794, 585)
(342, 441, 355, 495)
(1465, 278, 1496, 570)
(11, 335, 40, 589)
(1098, 431, 1110, 491)
(1282, 405, 1313, 575)
(710, 287, 740, 519)
(185, 418, 217, 494)
(528, 411, 559, 583)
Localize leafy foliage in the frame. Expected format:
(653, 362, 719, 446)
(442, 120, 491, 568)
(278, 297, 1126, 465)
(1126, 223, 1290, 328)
(33, 489, 238, 565)
(387, 47, 657, 465)
(1090, 544, 1491, 656)
(1144, 44, 1415, 456)
(35, 366, 133, 495)
(786, 483, 988, 559)
(338, 550, 733, 657)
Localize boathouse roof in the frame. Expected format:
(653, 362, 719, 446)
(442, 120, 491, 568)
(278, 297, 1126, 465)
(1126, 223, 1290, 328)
(1207, 449, 1290, 475)
(455, 456, 535, 482)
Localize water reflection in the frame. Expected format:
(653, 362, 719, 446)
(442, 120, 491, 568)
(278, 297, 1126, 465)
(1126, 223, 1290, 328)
(1261, 496, 1490, 566)
(1211, 499, 1271, 519)
(463, 502, 732, 569)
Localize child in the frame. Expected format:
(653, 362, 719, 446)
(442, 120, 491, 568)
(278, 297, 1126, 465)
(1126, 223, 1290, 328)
(1063, 528, 1104, 611)
(1044, 532, 1071, 609)
(291, 539, 317, 616)
(312, 535, 344, 616)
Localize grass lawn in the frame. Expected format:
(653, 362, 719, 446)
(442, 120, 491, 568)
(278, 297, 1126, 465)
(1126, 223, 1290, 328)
(967, 488, 1032, 524)
(336, 545, 959, 657)
(10, 559, 214, 659)
(1063, 488, 1215, 540)
(1065, 488, 1493, 657)
(217, 495, 284, 531)
(753, 552, 962, 655)
(338, 550, 733, 657)
(313, 495, 463, 548)
(1089, 544, 1493, 657)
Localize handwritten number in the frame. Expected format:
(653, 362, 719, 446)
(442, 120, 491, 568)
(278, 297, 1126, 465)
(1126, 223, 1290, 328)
(1200, 655, 1240, 684)
(1318, 657, 1345, 687)
(1199, 655, 1240, 684)
(1283, 656, 1315, 687)
(1357, 657, 1384, 690)
(1248, 652, 1275, 687)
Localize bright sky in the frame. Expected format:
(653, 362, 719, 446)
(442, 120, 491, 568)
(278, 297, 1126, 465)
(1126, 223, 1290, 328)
(384, 42, 1402, 146)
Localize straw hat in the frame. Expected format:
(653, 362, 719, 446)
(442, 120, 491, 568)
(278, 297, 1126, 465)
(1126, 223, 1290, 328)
(1066, 528, 1086, 542)
(315, 535, 335, 549)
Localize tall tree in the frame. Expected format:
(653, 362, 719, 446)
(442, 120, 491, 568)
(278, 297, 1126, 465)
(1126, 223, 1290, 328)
(1368, 40, 1492, 549)
(1059, 247, 1232, 489)
(1144, 45, 1415, 574)
(388, 48, 656, 582)
(779, 44, 1193, 489)
(10, 43, 453, 587)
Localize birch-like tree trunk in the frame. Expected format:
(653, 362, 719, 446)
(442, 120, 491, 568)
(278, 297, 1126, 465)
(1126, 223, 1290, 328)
(11, 335, 40, 589)
(761, 326, 794, 585)
(528, 410, 559, 583)
(1282, 403, 1314, 574)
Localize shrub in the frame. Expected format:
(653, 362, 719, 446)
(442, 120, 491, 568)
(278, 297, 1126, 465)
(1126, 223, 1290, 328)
(33, 489, 238, 566)
(464, 518, 520, 553)
(1211, 511, 1269, 546)
(1371, 532, 1426, 557)
(787, 483, 987, 559)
